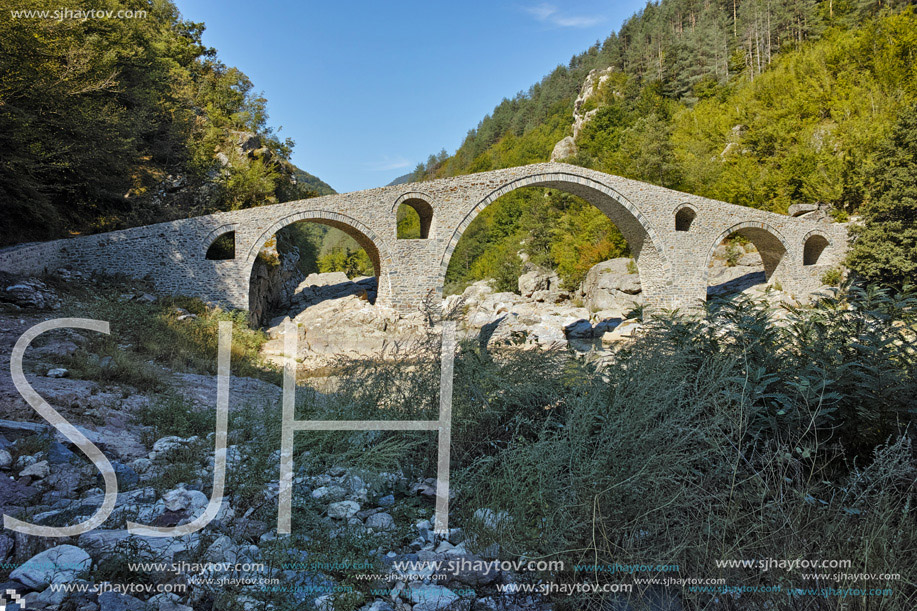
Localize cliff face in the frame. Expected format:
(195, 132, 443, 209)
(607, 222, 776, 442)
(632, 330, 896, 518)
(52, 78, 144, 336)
(248, 238, 305, 328)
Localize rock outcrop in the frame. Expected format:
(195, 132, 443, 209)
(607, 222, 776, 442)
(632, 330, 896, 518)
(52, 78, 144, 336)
(248, 238, 305, 328)
(578, 257, 642, 316)
(549, 66, 616, 163)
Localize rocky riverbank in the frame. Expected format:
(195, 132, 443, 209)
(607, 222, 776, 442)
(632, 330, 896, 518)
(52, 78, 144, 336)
(0, 273, 556, 611)
(260, 242, 809, 369)
(0, 253, 830, 610)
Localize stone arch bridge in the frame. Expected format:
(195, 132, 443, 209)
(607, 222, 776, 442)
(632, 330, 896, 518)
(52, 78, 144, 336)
(0, 163, 847, 315)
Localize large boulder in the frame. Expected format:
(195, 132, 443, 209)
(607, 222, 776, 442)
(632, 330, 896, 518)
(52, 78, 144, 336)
(550, 136, 577, 161)
(11, 545, 91, 590)
(579, 258, 642, 314)
(518, 267, 560, 298)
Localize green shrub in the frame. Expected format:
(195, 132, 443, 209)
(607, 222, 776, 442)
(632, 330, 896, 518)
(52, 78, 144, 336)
(821, 266, 844, 286)
(445, 287, 916, 609)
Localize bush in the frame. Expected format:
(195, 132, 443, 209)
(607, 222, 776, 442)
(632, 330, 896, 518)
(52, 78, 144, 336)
(445, 287, 916, 608)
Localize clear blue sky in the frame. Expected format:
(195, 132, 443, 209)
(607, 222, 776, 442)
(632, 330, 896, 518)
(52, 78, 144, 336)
(173, 0, 647, 193)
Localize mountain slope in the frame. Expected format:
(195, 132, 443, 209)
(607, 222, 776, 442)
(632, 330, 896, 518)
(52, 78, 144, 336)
(417, 1, 917, 291)
(293, 168, 336, 196)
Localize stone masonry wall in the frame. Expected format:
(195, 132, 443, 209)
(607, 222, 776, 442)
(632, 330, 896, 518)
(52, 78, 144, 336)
(0, 163, 848, 315)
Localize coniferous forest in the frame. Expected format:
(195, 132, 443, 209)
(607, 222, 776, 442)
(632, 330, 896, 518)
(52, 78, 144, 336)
(405, 0, 917, 291)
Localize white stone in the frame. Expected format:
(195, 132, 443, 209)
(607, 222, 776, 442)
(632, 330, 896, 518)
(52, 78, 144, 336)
(11, 544, 91, 589)
(163, 487, 209, 513)
(328, 500, 360, 519)
(365, 512, 395, 531)
(20, 459, 50, 479)
(408, 585, 460, 611)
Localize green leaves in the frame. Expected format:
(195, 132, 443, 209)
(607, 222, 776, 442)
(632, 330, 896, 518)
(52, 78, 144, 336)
(0, 0, 301, 245)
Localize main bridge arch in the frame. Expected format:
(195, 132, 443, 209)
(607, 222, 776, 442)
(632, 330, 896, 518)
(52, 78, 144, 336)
(437, 170, 672, 307)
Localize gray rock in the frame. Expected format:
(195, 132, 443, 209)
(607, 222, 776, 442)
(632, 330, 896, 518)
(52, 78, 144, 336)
(47, 441, 76, 465)
(11, 544, 91, 589)
(377, 494, 395, 507)
(46, 368, 69, 378)
(130, 458, 153, 474)
(148, 592, 192, 611)
(365, 512, 395, 531)
(311, 485, 346, 502)
(162, 487, 208, 513)
(25, 584, 68, 608)
(603, 319, 643, 342)
(203, 535, 240, 564)
(98, 592, 150, 611)
(0, 476, 40, 511)
(0, 534, 13, 561)
(408, 584, 460, 611)
(550, 136, 578, 161)
(104, 462, 140, 490)
(518, 268, 558, 298)
(449, 553, 499, 587)
(0, 449, 11, 469)
(301, 272, 350, 288)
(2, 279, 60, 309)
(579, 258, 642, 313)
(20, 460, 50, 479)
(563, 319, 593, 339)
(737, 252, 763, 267)
(788, 203, 819, 217)
(328, 500, 360, 519)
(151, 436, 197, 457)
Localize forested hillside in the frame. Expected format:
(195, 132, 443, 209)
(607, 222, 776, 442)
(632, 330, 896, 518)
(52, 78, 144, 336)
(0, 0, 327, 246)
(409, 0, 917, 291)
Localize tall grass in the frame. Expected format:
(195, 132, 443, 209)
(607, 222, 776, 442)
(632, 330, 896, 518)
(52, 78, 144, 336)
(44, 275, 275, 385)
(449, 286, 916, 609)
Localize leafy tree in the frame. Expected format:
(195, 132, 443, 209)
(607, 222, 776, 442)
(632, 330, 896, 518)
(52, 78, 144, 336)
(848, 104, 917, 286)
(318, 248, 374, 278)
(0, 0, 313, 245)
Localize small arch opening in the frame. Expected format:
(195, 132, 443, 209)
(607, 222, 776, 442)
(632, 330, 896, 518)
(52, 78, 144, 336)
(707, 226, 787, 298)
(803, 234, 829, 266)
(206, 231, 235, 260)
(675, 207, 696, 231)
(397, 198, 433, 239)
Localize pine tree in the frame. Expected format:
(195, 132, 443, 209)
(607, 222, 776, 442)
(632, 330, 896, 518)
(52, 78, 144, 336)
(847, 104, 917, 287)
